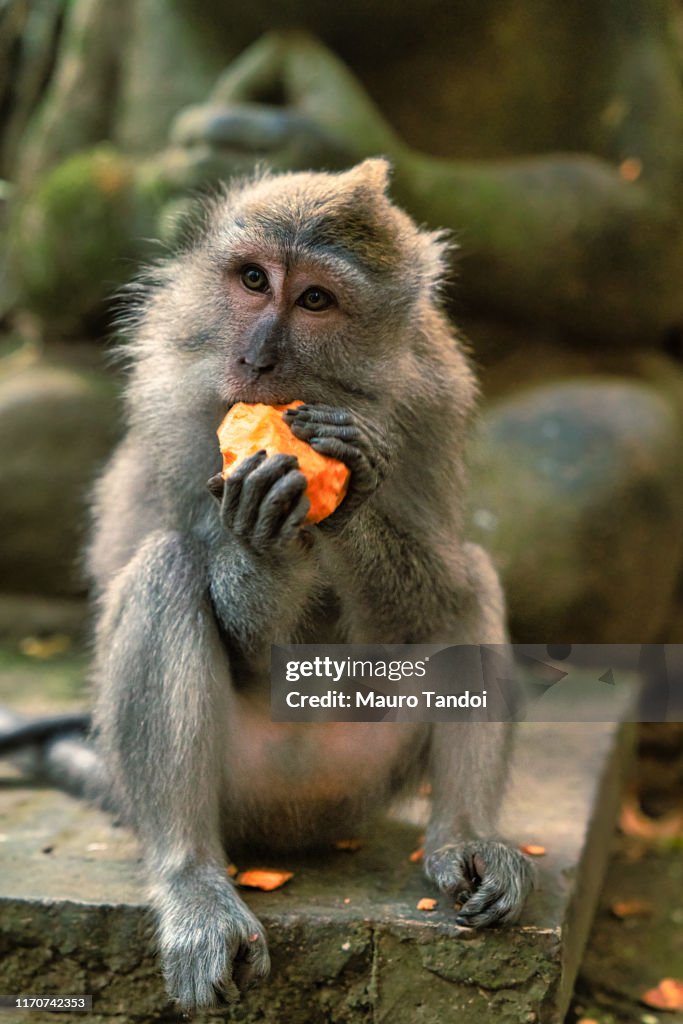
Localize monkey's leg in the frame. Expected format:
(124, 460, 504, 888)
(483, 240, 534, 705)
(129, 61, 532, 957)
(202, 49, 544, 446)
(94, 530, 269, 1008)
(283, 408, 534, 928)
(423, 544, 533, 928)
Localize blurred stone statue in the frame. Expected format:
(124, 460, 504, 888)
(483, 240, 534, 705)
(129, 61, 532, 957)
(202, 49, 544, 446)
(1, 0, 683, 642)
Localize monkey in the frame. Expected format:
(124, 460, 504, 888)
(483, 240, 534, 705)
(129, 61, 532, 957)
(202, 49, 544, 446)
(4, 158, 533, 1008)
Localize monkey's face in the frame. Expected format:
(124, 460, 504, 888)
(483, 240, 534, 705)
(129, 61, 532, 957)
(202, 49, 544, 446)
(150, 160, 449, 418)
(217, 245, 396, 408)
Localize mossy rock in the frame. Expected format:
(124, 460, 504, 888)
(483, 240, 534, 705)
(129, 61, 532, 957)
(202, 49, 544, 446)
(11, 146, 169, 336)
(469, 378, 683, 642)
(0, 360, 121, 595)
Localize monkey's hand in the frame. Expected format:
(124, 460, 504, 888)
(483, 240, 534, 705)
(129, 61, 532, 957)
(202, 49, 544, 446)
(155, 865, 270, 1008)
(424, 840, 534, 928)
(284, 404, 390, 530)
(207, 450, 312, 553)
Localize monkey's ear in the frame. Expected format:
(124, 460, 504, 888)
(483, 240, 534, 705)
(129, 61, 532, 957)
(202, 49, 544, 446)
(344, 157, 392, 195)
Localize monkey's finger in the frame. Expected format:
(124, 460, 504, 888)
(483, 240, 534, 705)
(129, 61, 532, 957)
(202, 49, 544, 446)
(284, 405, 353, 426)
(309, 438, 375, 486)
(289, 420, 361, 443)
(207, 473, 225, 501)
(233, 454, 300, 537)
(279, 493, 312, 546)
(221, 450, 268, 522)
(252, 470, 308, 545)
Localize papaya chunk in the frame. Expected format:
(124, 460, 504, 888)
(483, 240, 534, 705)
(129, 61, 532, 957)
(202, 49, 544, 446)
(217, 401, 350, 524)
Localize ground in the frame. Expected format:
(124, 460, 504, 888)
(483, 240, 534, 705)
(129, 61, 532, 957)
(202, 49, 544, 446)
(0, 643, 681, 1024)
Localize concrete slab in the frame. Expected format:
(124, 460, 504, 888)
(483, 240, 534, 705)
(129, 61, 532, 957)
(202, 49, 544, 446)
(0, 720, 632, 1024)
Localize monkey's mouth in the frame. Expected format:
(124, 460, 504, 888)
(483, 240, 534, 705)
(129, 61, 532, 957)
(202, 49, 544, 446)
(228, 388, 298, 407)
(223, 376, 301, 408)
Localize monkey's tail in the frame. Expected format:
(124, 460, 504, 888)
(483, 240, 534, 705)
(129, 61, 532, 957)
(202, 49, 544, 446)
(0, 706, 108, 803)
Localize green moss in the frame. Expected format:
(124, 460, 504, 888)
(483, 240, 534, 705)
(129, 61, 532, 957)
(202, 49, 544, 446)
(11, 146, 167, 334)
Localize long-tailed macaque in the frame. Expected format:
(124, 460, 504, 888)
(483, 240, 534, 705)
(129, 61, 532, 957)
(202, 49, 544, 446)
(13, 159, 534, 1008)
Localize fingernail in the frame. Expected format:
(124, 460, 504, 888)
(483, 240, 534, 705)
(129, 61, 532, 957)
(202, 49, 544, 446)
(207, 473, 224, 498)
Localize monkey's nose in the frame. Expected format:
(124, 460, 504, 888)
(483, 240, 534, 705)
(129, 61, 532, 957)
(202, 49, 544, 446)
(238, 356, 276, 376)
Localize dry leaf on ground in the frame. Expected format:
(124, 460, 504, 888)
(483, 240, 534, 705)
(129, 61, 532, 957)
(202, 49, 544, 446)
(236, 869, 294, 891)
(641, 978, 683, 1010)
(620, 797, 683, 840)
(610, 898, 653, 919)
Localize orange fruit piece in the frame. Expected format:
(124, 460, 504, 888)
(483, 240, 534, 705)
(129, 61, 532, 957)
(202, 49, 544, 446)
(416, 897, 437, 911)
(235, 869, 294, 891)
(217, 401, 350, 525)
(520, 844, 546, 856)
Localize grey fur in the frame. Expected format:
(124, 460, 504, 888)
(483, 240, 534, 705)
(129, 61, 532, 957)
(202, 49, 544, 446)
(86, 159, 532, 1008)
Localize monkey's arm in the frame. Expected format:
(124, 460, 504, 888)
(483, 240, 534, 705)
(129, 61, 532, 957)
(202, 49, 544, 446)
(424, 719, 534, 928)
(327, 515, 535, 925)
(285, 403, 478, 642)
(327, 507, 534, 923)
(288, 403, 533, 924)
(206, 451, 317, 670)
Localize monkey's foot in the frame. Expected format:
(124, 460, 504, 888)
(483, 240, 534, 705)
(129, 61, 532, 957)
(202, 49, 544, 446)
(424, 840, 534, 928)
(154, 865, 270, 1008)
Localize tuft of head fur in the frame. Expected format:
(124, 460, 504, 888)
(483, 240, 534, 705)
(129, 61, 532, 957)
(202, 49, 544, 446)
(183, 159, 452, 306)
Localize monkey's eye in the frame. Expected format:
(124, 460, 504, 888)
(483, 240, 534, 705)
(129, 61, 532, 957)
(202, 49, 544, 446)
(240, 265, 269, 292)
(297, 287, 334, 312)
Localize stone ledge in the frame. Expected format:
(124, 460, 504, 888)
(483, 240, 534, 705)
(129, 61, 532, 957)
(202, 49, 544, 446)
(0, 721, 632, 1024)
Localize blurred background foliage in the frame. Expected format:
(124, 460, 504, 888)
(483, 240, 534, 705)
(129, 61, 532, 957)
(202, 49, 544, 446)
(1, 0, 683, 650)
